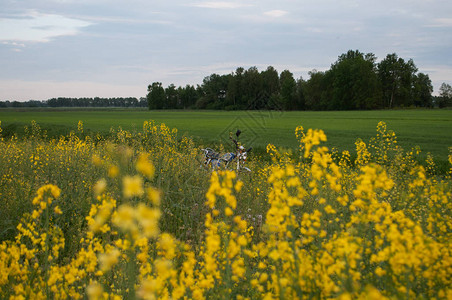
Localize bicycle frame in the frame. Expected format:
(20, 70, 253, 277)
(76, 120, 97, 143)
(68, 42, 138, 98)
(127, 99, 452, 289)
(201, 145, 251, 172)
(201, 129, 251, 172)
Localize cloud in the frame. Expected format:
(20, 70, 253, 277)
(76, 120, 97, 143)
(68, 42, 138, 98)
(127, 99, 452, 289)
(263, 10, 288, 18)
(425, 18, 452, 27)
(1, 41, 26, 52)
(65, 13, 171, 25)
(190, 1, 252, 9)
(0, 11, 92, 42)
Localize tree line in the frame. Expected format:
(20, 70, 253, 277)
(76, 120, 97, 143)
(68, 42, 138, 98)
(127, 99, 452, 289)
(147, 50, 452, 110)
(0, 97, 147, 108)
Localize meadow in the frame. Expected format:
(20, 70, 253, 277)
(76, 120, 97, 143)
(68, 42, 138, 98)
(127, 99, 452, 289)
(0, 111, 451, 299)
(1, 108, 451, 162)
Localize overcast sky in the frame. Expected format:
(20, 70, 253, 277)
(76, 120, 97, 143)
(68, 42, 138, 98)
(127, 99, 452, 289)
(1, 0, 451, 101)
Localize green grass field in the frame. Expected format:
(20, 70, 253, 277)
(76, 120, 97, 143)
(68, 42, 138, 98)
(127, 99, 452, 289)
(1, 108, 451, 161)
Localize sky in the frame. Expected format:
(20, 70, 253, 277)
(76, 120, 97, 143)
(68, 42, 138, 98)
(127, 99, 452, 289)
(1, 0, 451, 101)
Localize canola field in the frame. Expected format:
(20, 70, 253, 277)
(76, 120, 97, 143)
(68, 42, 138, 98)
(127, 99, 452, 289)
(0, 119, 451, 299)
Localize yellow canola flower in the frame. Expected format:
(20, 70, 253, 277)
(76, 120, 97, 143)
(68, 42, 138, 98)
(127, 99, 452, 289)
(98, 248, 121, 272)
(147, 187, 161, 206)
(154, 258, 173, 279)
(225, 207, 234, 216)
(31, 184, 62, 200)
(136, 203, 161, 238)
(86, 281, 104, 300)
(108, 165, 120, 178)
(301, 128, 327, 158)
(324, 205, 336, 214)
(111, 202, 161, 239)
(113, 204, 136, 233)
(234, 180, 244, 192)
(157, 233, 177, 260)
(93, 178, 107, 196)
(136, 153, 155, 178)
(54, 206, 62, 215)
(77, 120, 84, 133)
(122, 175, 144, 198)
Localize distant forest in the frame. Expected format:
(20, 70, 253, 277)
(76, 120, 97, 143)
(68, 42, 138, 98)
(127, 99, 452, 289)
(147, 50, 452, 110)
(0, 97, 147, 108)
(2, 50, 451, 110)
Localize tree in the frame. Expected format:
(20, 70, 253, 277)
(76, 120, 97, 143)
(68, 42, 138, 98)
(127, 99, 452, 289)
(295, 77, 306, 110)
(280, 70, 297, 110)
(197, 73, 229, 109)
(224, 67, 245, 110)
(260, 66, 280, 109)
(304, 70, 327, 110)
(165, 84, 178, 109)
(139, 97, 148, 107)
(242, 67, 263, 109)
(325, 50, 381, 110)
(438, 83, 452, 108)
(178, 85, 197, 109)
(140, 52, 433, 111)
(147, 82, 166, 109)
(262, 66, 280, 95)
(378, 53, 418, 108)
(412, 73, 433, 107)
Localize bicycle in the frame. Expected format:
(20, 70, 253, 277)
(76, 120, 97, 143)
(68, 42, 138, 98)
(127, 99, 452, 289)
(200, 130, 252, 172)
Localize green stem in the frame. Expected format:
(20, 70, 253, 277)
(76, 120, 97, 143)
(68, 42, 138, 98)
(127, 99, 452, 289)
(44, 202, 50, 299)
